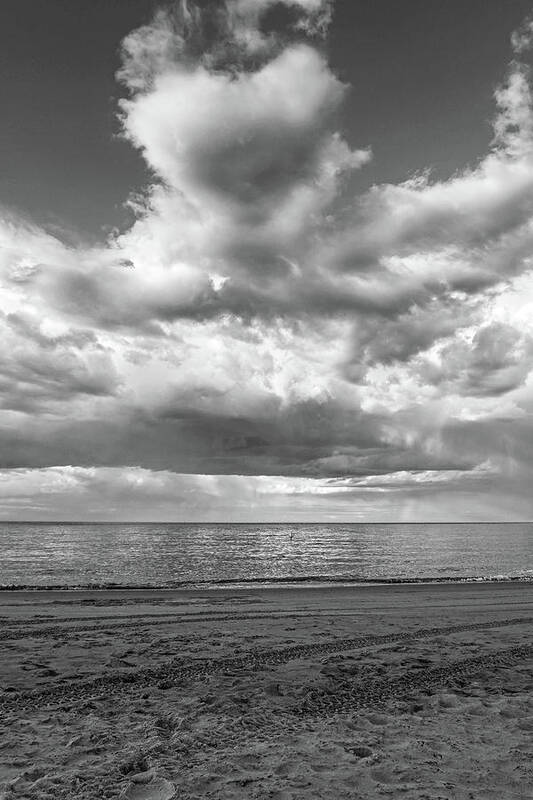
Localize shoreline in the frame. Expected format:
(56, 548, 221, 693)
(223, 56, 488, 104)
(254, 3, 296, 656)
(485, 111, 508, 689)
(1, 574, 532, 592)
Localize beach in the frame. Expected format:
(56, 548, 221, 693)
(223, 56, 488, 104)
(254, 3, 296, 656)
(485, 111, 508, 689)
(1, 581, 532, 799)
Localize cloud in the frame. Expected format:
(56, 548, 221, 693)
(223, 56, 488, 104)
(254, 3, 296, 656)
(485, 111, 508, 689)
(434, 322, 533, 397)
(110, 23, 533, 336)
(116, 35, 370, 320)
(120, 46, 350, 207)
(2, 2, 533, 519)
(118, 0, 333, 93)
(511, 14, 533, 55)
(339, 460, 496, 488)
(0, 461, 523, 523)
(0, 312, 119, 413)
(0, 465, 374, 522)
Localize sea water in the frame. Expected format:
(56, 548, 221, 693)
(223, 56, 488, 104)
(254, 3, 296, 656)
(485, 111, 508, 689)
(1, 522, 532, 588)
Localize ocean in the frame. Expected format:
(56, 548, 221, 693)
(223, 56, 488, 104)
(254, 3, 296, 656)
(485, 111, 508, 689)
(1, 521, 532, 588)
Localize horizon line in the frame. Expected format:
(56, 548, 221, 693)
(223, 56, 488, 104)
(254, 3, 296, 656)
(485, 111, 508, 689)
(1, 520, 531, 525)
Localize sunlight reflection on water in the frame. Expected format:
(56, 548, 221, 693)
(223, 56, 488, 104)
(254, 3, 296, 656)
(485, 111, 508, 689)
(1, 522, 532, 587)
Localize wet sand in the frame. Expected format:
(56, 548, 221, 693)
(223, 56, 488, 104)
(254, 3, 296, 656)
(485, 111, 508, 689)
(1, 581, 532, 799)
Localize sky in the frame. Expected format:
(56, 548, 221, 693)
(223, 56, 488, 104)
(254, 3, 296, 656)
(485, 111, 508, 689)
(2, 0, 533, 521)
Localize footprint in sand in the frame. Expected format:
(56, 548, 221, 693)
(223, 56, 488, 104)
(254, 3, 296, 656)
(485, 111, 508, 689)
(121, 776, 175, 799)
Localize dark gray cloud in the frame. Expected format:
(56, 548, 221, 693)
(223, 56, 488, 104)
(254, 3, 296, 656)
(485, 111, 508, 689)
(437, 323, 533, 397)
(0, 312, 119, 414)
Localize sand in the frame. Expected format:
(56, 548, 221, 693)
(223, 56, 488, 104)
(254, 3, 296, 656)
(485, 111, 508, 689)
(0, 581, 532, 799)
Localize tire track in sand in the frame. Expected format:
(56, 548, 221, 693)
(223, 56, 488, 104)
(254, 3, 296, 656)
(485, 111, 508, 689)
(295, 642, 533, 715)
(1, 615, 531, 712)
(0, 609, 385, 641)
